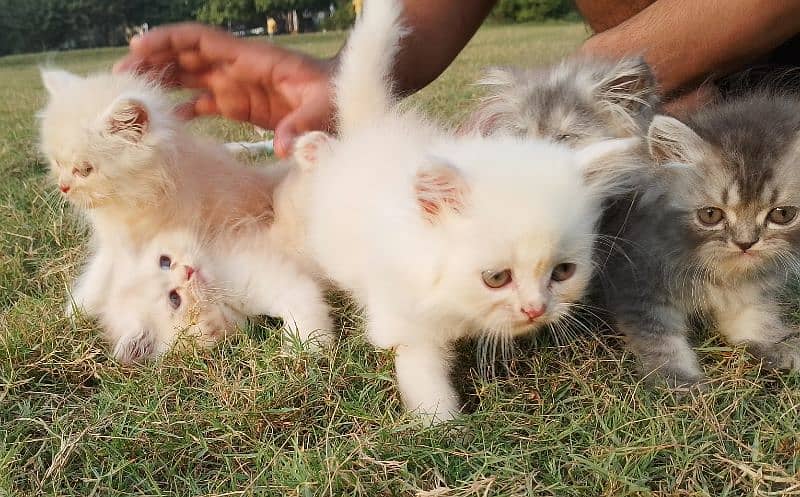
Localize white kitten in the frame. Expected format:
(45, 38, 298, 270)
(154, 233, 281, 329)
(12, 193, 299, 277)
(102, 229, 333, 363)
(295, 0, 641, 422)
(38, 69, 332, 354)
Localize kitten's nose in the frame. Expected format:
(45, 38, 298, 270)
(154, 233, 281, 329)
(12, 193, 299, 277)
(185, 266, 195, 280)
(59, 184, 70, 193)
(735, 240, 756, 252)
(521, 305, 546, 321)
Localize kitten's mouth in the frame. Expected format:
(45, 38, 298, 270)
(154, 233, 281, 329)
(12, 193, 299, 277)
(730, 250, 761, 262)
(512, 317, 549, 334)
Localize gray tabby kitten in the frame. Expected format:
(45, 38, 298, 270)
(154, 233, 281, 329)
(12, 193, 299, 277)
(462, 56, 659, 146)
(600, 92, 800, 386)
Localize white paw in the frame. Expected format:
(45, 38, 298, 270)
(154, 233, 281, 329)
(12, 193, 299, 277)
(292, 131, 333, 170)
(112, 330, 157, 364)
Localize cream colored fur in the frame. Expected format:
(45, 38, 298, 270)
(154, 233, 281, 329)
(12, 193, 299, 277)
(39, 69, 331, 359)
(296, 0, 642, 422)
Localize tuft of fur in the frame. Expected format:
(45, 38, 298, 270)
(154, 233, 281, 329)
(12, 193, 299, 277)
(298, 0, 643, 422)
(334, 0, 407, 135)
(462, 56, 659, 147)
(39, 69, 331, 358)
(599, 92, 800, 386)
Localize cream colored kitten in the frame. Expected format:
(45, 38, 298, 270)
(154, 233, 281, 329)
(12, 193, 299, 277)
(103, 230, 332, 363)
(295, 1, 642, 422)
(38, 69, 331, 354)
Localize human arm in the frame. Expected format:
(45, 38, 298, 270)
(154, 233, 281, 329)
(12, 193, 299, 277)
(576, 0, 800, 105)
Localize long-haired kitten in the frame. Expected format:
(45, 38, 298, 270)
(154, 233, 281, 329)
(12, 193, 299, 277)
(102, 230, 332, 363)
(296, 0, 642, 422)
(38, 69, 332, 352)
(600, 92, 800, 386)
(461, 56, 659, 147)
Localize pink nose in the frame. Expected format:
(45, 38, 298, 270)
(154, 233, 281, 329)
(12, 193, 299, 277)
(59, 184, 70, 193)
(185, 266, 195, 280)
(521, 305, 546, 321)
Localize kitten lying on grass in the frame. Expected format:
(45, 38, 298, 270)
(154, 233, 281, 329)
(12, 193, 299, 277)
(600, 92, 800, 386)
(38, 69, 332, 361)
(462, 56, 659, 147)
(294, 0, 642, 422)
(102, 230, 332, 363)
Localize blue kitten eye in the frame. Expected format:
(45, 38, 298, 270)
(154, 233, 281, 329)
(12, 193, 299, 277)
(482, 269, 512, 289)
(168, 289, 181, 309)
(159, 255, 171, 270)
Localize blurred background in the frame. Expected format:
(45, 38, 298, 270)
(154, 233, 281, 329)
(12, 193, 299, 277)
(0, 0, 577, 57)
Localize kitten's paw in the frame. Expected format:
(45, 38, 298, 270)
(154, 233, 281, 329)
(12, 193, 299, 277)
(641, 362, 706, 390)
(112, 329, 157, 364)
(282, 312, 336, 352)
(409, 399, 460, 425)
(748, 336, 800, 371)
(282, 327, 336, 353)
(292, 131, 333, 170)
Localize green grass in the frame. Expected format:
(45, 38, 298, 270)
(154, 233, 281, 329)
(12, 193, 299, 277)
(2, 23, 800, 496)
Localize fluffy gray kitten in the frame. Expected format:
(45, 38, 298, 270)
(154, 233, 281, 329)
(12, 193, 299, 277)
(462, 56, 660, 145)
(600, 92, 800, 386)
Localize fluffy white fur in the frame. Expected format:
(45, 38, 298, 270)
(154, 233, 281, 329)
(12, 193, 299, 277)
(102, 230, 333, 363)
(296, 0, 641, 422)
(38, 69, 331, 358)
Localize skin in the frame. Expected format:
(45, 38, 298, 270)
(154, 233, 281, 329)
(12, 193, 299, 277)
(115, 0, 800, 156)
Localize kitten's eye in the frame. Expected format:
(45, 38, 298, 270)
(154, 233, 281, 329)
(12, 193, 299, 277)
(159, 255, 172, 270)
(768, 206, 798, 225)
(482, 269, 512, 289)
(168, 289, 182, 309)
(551, 263, 576, 282)
(554, 133, 575, 143)
(72, 162, 94, 178)
(697, 207, 725, 226)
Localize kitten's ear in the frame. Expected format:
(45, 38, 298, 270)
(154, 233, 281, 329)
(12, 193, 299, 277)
(415, 160, 469, 223)
(592, 56, 659, 115)
(40, 68, 81, 95)
(461, 67, 520, 136)
(576, 137, 643, 195)
(292, 131, 333, 171)
(647, 115, 707, 166)
(105, 97, 149, 142)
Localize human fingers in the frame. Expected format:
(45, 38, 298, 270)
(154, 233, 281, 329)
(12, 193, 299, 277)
(273, 93, 334, 158)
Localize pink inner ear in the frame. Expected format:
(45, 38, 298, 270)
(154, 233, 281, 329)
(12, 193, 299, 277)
(109, 101, 149, 138)
(415, 166, 466, 221)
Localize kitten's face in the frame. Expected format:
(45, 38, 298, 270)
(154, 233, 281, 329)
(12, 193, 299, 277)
(106, 234, 242, 362)
(679, 170, 800, 277)
(440, 220, 596, 336)
(467, 57, 658, 148)
(45, 148, 119, 209)
(649, 108, 800, 280)
(421, 137, 636, 337)
(144, 242, 240, 345)
(38, 69, 172, 209)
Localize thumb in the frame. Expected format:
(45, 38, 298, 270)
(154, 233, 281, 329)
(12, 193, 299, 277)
(274, 97, 334, 158)
(273, 114, 301, 158)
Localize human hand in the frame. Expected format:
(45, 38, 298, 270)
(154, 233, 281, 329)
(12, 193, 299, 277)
(114, 23, 335, 157)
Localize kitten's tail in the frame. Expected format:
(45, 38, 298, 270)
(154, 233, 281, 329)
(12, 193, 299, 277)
(335, 0, 407, 136)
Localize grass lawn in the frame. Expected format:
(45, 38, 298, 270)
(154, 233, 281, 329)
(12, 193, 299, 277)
(2, 23, 800, 496)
